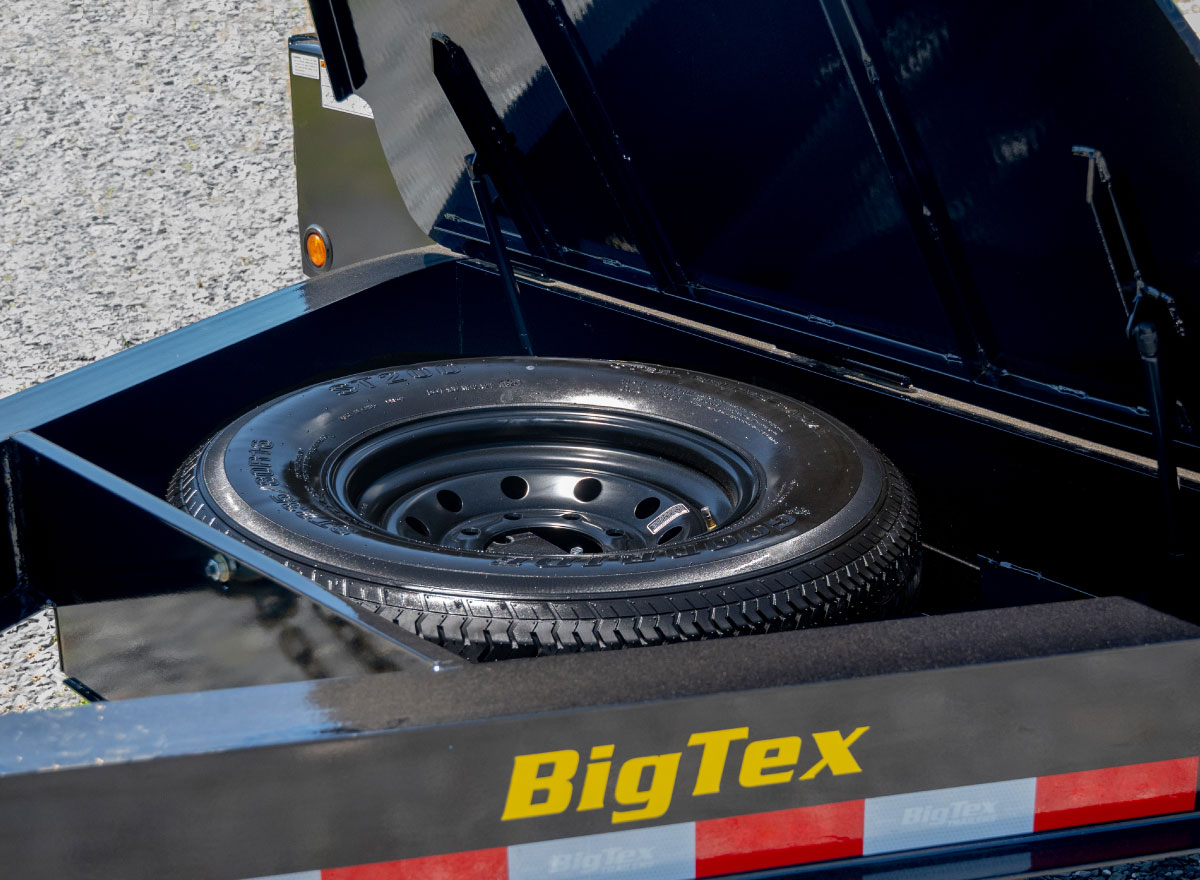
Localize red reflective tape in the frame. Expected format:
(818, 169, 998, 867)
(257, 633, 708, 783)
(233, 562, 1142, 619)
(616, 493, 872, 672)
(695, 799, 864, 878)
(1034, 757, 1199, 832)
(322, 847, 508, 880)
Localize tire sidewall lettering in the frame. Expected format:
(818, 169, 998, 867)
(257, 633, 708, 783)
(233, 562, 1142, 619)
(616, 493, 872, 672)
(197, 358, 882, 593)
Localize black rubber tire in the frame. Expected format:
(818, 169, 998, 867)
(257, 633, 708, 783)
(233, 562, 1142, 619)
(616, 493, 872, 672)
(170, 357, 920, 660)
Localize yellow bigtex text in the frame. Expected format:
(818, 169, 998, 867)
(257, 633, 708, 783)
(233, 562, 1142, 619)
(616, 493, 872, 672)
(501, 725, 869, 824)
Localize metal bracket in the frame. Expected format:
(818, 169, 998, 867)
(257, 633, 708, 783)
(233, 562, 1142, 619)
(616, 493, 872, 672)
(1073, 146, 1185, 559)
(1072, 145, 1186, 338)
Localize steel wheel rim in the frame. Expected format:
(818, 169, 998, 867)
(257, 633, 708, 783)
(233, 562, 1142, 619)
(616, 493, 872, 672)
(324, 407, 759, 555)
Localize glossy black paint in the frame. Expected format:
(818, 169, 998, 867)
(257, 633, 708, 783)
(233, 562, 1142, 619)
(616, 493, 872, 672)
(434, 35, 561, 262)
(3, 592, 1200, 878)
(2, 1, 1200, 874)
(337, 0, 1198, 460)
(6, 257, 1193, 621)
(513, 0, 692, 298)
(289, 37, 429, 276)
(305, 0, 365, 100)
(56, 582, 417, 700)
(0, 248, 1197, 877)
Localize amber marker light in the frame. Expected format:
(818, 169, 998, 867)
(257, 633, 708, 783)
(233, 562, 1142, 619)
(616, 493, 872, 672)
(305, 230, 328, 268)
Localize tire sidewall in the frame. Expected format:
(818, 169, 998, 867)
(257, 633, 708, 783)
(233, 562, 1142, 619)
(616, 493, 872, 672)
(195, 358, 886, 600)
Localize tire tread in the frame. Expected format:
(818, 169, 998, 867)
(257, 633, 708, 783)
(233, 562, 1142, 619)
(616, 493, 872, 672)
(170, 448, 920, 661)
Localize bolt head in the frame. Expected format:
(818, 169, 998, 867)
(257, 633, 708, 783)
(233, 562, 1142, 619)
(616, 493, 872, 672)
(204, 555, 231, 583)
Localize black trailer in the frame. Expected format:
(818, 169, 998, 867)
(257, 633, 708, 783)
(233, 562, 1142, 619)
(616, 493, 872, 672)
(2, 1, 1199, 878)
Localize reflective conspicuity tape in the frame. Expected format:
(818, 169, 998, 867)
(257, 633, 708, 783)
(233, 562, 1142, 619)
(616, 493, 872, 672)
(242, 756, 1199, 880)
(695, 799, 864, 877)
(509, 823, 694, 880)
(323, 847, 507, 879)
(862, 778, 1037, 855)
(1033, 757, 1199, 831)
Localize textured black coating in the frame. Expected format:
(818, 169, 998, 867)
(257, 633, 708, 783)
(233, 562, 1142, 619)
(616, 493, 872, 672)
(344, 596, 1200, 725)
(171, 357, 920, 659)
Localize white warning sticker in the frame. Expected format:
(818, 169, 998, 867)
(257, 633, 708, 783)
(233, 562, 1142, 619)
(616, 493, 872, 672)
(646, 503, 689, 535)
(290, 52, 319, 80)
(319, 63, 374, 119)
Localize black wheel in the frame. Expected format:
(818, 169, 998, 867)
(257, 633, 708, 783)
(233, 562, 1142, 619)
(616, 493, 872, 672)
(170, 357, 920, 660)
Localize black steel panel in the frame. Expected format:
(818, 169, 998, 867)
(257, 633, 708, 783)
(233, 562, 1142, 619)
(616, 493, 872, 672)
(323, 0, 1200, 449)
(849, 0, 1199, 409)
(534, 0, 960, 354)
(491, 266, 1199, 593)
(7, 430, 460, 664)
(15, 254, 501, 494)
(2, 255, 1195, 618)
(289, 37, 429, 275)
(340, 0, 646, 274)
(1, 630, 1198, 878)
(57, 586, 417, 700)
(0, 213, 1195, 876)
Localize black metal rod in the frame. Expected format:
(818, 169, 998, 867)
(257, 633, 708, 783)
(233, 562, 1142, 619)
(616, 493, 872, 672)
(1131, 320, 1181, 557)
(467, 155, 535, 356)
(512, 0, 693, 299)
(10, 431, 462, 669)
(431, 34, 561, 261)
(821, 0, 994, 373)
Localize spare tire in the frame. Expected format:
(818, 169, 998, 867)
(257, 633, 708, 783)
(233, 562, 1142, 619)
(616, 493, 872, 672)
(170, 357, 920, 660)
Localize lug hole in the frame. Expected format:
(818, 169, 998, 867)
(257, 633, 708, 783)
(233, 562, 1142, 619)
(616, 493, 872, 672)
(501, 476, 528, 500)
(606, 528, 624, 537)
(562, 513, 582, 521)
(461, 527, 480, 536)
(573, 478, 602, 503)
(436, 489, 463, 512)
(657, 526, 682, 545)
(504, 512, 522, 521)
(405, 516, 431, 537)
(635, 497, 661, 519)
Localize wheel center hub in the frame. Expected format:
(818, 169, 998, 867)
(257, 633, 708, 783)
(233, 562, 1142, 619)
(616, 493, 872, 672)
(326, 408, 758, 555)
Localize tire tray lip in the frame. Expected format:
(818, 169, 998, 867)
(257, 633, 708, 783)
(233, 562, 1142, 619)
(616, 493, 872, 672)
(193, 357, 886, 599)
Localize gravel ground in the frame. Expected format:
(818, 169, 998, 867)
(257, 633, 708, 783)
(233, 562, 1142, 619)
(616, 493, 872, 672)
(0, 0, 311, 396)
(0, 0, 313, 709)
(2, 1, 1200, 877)
(0, 607, 77, 713)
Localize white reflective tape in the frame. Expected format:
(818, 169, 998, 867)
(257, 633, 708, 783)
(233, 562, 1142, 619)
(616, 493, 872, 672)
(862, 778, 1037, 855)
(509, 822, 695, 880)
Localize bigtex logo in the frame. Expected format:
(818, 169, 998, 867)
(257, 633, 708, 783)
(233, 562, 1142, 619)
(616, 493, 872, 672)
(901, 800, 998, 828)
(502, 725, 868, 825)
